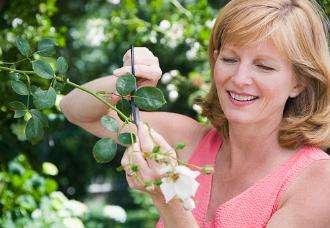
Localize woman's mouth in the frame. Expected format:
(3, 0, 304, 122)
(227, 91, 259, 106)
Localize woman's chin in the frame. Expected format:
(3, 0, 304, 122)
(225, 114, 257, 125)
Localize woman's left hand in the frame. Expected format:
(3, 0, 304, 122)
(121, 122, 200, 228)
(120, 122, 177, 199)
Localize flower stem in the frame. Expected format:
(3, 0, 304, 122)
(0, 66, 34, 74)
(0, 57, 29, 65)
(63, 78, 131, 123)
(0, 65, 131, 123)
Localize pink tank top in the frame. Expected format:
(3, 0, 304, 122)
(156, 128, 330, 228)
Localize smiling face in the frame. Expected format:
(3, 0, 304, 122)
(213, 39, 301, 125)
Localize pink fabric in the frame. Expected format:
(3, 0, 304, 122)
(156, 128, 330, 228)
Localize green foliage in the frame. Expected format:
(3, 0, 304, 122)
(116, 73, 136, 96)
(175, 142, 186, 150)
(56, 56, 68, 75)
(32, 60, 55, 79)
(93, 138, 117, 163)
(116, 99, 132, 122)
(0, 154, 57, 218)
(16, 37, 31, 56)
(134, 87, 166, 111)
(37, 38, 56, 56)
(2, 35, 166, 165)
(118, 132, 137, 146)
(100, 115, 119, 132)
(1, 0, 328, 227)
(32, 87, 56, 109)
(11, 79, 29, 96)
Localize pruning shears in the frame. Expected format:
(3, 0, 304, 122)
(130, 45, 141, 130)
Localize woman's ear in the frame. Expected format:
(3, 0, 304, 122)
(289, 81, 306, 98)
(213, 50, 219, 61)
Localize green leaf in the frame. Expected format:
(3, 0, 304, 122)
(10, 80, 29, 96)
(14, 110, 27, 118)
(25, 111, 44, 141)
(37, 38, 55, 56)
(9, 72, 20, 81)
(16, 37, 30, 56)
(116, 73, 136, 96)
(118, 132, 136, 145)
(8, 101, 26, 110)
(30, 109, 49, 128)
(175, 142, 186, 150)
(93, 138, 117, 163)
(56, 56, 68, 74)
(32, 87, 56, 109)
(133, 87, 166, 111)
(100, 115, 119, 132)
(116, 99, 131, 122)
(32, 60, 54, 79)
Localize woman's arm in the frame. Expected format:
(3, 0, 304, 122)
(267, 160, 330, 228)
(152, 197, 199, 228)
(121, 123, 200, 228)
(60, 47, 209, 159)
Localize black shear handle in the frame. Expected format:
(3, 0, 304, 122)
(130, 45, 141, 129)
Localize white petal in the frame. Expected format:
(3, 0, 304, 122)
(191, 180, 199, 196)
(183, 198, 195, 211)
(160, 179, 176, 203)
(159, 165, 173, 175)
(175, 165, 200, 179)
(174, 176, 197, 200)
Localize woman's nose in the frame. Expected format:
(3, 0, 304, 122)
(231, 63, 253, 87)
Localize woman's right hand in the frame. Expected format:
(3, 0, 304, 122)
(113, 47, 162, 88)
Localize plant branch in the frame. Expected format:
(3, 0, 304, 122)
(0, 66, 34, 74)
(170, 0, 192, 19)
(0, 65, 131, 123)
(63, 78, 131, 123)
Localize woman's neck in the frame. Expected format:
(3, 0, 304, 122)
(221, 118, 290, 174)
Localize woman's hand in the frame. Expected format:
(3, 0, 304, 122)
(121, 122, 199, 228)
(113, 47, 162, 88)
(120, 122, 177, 199)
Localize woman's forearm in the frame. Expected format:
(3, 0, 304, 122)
(60, 75, 118, 123)
(152, 197, 199, 228)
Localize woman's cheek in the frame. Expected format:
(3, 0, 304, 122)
(214, 64, 234, 84)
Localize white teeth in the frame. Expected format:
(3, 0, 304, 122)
(229, 91, 257, 101)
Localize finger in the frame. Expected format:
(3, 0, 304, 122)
(113, 65, 162, 81)
(123, 47, 158, 65)
(137, 122, 154, 154)
(122, 146, 146, 189)
(137, 123, 164, 172)
(123, 56, 159, 66)
(129, 142, 152, 179)
(149, 128, 178, 166)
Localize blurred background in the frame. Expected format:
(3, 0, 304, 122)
(0, 0, 329, 227)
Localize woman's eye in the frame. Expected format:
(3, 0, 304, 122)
(221, 58, 237, 63)
(256, 64, 275, 71)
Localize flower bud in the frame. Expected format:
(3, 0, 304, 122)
(201, 165, 214, 174)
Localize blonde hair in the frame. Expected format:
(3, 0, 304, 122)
(201, 0, 330, 149)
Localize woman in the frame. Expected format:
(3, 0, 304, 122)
(60, 0, 330, 227)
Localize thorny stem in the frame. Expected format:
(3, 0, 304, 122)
(0, 64, 132, 123)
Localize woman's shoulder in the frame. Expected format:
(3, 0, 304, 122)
(176, 124, 214, 162)
(280, 147, 330, 209)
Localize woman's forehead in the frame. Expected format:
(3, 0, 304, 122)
(221, 39, 280, 55)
